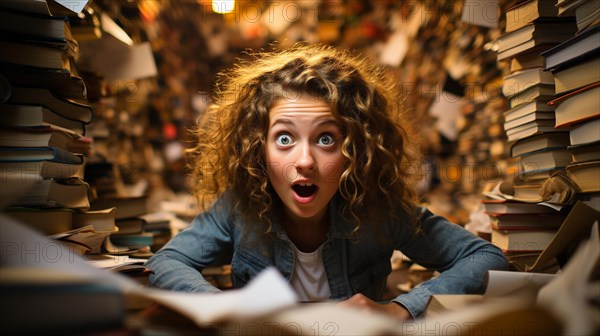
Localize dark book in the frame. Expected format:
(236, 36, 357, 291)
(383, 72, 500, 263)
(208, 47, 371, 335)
(549, 82, 600, 128)
(510, 132, 570, 157)
(542, 25, 600, 71)
(0, 9, 78, 57)
(497, 20, 577, 61)
(488, 212, 566, 230)
(114, 217, 147, 235)
(0, 38, 71, 71)
(89, 195, 149, 220)
(0, 146, 84, 179)
(0, 103, 86, 135)
(569, 142, 600, 164)
(110, 232, 154, 250)
(505, 0, 560, 33)
(11, 177, 90, 209)
(7, 86, 93, 123)
(520, 147, 572, 172)
(0, 62, 87, 100)
(73, 207, 117, 233)
(0, 126, 91, 155)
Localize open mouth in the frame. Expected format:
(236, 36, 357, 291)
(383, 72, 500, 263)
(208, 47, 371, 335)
(292, 183, 318, 198)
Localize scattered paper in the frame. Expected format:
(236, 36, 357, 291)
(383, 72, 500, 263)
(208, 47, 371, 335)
(0, 214, 297, 325)
(484, 270, 555, 297)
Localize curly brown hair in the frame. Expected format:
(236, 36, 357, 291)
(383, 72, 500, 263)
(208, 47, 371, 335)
(188, 44, 422, 234)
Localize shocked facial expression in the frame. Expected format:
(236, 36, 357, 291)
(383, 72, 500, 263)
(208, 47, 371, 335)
(265, 94, 345, 224)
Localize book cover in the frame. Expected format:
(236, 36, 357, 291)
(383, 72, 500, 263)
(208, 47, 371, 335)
(549, 83, 600, 128)
(542, 24, 600, 71)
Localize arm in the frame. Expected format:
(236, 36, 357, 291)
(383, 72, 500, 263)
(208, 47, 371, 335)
(391, 208, 509, 318)
(145, 196, 235, 293)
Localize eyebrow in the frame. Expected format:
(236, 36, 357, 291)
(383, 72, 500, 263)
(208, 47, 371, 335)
(271, 118, 340, 128)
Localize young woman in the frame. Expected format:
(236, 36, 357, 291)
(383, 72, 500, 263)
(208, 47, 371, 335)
(145, 44, 508, 319)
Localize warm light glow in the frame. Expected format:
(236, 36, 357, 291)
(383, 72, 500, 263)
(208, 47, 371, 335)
(212, 0, 235, 14)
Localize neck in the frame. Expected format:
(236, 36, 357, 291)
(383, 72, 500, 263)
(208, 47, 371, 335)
(283, 209, 330, 253)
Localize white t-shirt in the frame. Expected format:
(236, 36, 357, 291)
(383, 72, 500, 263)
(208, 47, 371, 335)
(289, 244, 332, 301)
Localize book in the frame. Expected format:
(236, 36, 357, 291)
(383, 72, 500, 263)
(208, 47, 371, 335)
(72, 207, 117, 232)
(552, 56, 600, 94)
(1, 207, 74, 235)
(505, 0, 559, 33)
(497, 20, 576, 56)
(0, 8, 66, 38)
(569, 117, 600, 145)
(0, 39, 71, 71)
(0, 147, 84, 179)
(510, 50, 546, 71)
(488, 213, 566, 230)
(503, 111, 555, 131)
(542, 25, 600, 71)
(7, 86, 93, 123)
(0, 126, 91, 155)
(502, 67, 555, 97)
(574, 0, 600, 32)
(0, 9, 78, 56)
(0, 267, 124, 335)
(503, 100, 554, 123)
(506, 123, 563, 143)
(510, 132, 570, 157)
(566, 160, 600, 192)
(0, 62, 87, 100)
(12, 177, 90, 209)
(89, 195, 149, 219)
(549, 83, 600, 128)
(569, 142, 600, 163)
(520, 147, 572, 172)
(482, 199, 560, 214)
(0, 103, 86, 135)
(508, 84, 555, 108)
(492, 229, 558, 252)
(114, 217, 147, 235)
(513, 183, 544, 202)
(109, 232, 154, 250)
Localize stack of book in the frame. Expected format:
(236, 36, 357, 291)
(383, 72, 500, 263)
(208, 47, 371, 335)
(482, 198, 566, 271)
(541, 15, 599, 211)
(498, 1, 577, 197)
(0, 0, 117, 255)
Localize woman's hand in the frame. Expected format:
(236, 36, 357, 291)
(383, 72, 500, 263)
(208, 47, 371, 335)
(339, 294, 412, 320)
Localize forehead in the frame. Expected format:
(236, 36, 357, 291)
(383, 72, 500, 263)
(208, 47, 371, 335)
(269, 94, 334, 123)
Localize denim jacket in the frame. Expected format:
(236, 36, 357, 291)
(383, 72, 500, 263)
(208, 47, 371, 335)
(145, 193, 508, 318)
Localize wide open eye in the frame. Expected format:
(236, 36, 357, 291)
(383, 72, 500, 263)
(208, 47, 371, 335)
(317, 134, 335, 146)
(276, 133, 294, 146)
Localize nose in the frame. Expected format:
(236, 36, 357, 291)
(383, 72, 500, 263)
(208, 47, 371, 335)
(295, 142, 315, 171)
